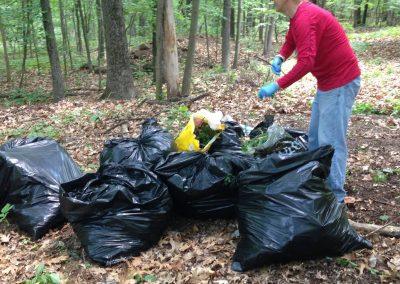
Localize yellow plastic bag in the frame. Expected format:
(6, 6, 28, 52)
(175, 110, 225, 153)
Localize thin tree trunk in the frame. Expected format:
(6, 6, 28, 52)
(96, 0, 105, 60)
(30, 20, 41, 74)
(233, 0, 242, 69)
(204, 14, 211, 66)
(230, 7, 235, 39)
(0, 14, 11, 82)
(59, 0, 68, 73)
(221, 0, 231, 71)
(101, 0, 135, 100)
(181, 0, 200, 97)
(263, 17, 275, 58)
(362, 1, 368, 26)
(19, 0, 29, 88)
(77, 0, 93, 72)
(139, 14, 146, 36)
(155, 0, 165, 99)
(163, 0, 180, 99)
(74, 3, 83, 53)
(40, 0, 65, 101)
(259, 14, 264, 42)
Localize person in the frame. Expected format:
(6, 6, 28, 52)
(258, 0, 361, 203)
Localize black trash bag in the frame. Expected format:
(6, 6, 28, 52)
(232, 146, 372, 272)
(0, 138, 83, 240)
(155, 151, 253, 219)
(100, 118, 173, 167)
(60, 162, 172, 266)
(209, 121, 244, 154)
(249, 115, 275, 139)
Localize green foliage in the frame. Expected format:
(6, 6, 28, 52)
(352, 102, 382, 115)
(336, 258, 358, 268)
(132, 273, 157, 283)
(2, 88, 51, 107)
(379, 215, 390, 221)
(0, 203, 13, 223)
(351, 41, 371, 54)
(165, 105, 191, 132)
(372, 170, 388, 183)
(241, 133, 269, 153)
(24, 264, 60, 284)
(28, 122, 60, 139)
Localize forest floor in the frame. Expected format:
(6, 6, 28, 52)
(0, 27, 399, 283)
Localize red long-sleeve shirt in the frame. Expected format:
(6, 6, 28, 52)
(277, 2, 360, 91)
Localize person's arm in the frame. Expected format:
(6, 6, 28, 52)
(279, 28, 295, 60)
(277, 13, 317, 89)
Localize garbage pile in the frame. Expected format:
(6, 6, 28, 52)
(0, 109, 372, 269)
(0, 138, 82, 239)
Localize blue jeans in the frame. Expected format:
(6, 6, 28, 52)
(308, 77, 361, 203)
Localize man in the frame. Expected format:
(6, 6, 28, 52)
(258, 0, 361, 203)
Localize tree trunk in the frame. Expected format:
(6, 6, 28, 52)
(0, 14, 11, 82)
(163, 0, 180, 99)
(221, 0, 231, 72)
(362, 1, 368, 26)
(77, 0, 93, 72)
(59, 0, 69, 73)
(74, 3, 83, 53)
(30, 18, 41, 74)
(101, 0, 135, 100)
(204, 14, 211, 66)
(181, 0, 200, 97)
(40, 0, 65, 101)
(230, 7, 235, 39)
(19, 0, 29, 88)
(139, 14, 146, 36)
(96, 0, 105, 60)
(155, 0, 165, 99)
(263, 17, 275, 58)
(258, 14, 264, 43)
(353, 0, 362, 28)
(233, 0, 242, 69)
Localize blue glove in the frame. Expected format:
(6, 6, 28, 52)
(258, 82, 280, 99)
(271, 56, 284, 76)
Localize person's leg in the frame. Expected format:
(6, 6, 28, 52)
(308, 93, 320, 151)
(316, 77, 361, 202)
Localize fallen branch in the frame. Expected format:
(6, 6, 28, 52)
(349, 219, 400, 238)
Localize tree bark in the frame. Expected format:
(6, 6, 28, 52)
(0, 14, 11, 82)
(204, 14, 211, 66)
(353, 0, 362, 28)
(230, 7, 235, 39)
(155, 0, 164, 99)
(263, 16, 275, 58)
(77, 0, 93, 72)
(233, 0, 242, 69)
(74, 3, 83, 53)
(96, 0, 105, 60)
(259, 14, 264, 43)
(59, 0, 69, 73)
(30, 16, 41, 74)
(163, 0, 180, 99)
(19, 0, 29, 88)
(221, 0, 231, 72)
(362, 1, 369, 26)
(181, 0, 200, 97)
(40, 0, 65, 101)
(101, 0, 135, 100)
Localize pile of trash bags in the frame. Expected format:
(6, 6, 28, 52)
(0, 138, 82, 240)
(60, 162, 172, 266)
(0, 109, 372, 269)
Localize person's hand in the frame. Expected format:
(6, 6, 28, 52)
(258, 82, 280, 99)
(271, 56, 284, 76)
